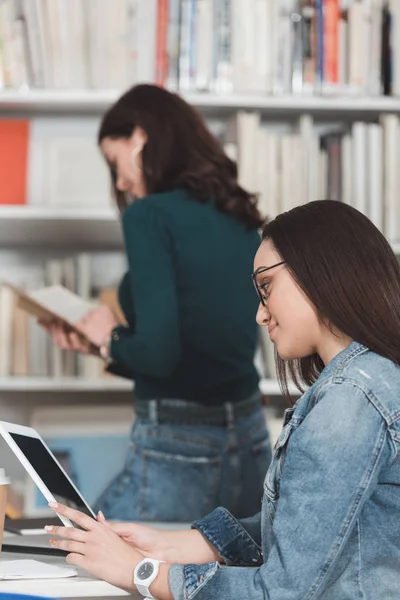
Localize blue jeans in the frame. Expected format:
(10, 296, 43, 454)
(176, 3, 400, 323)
(94, 393, 272, 522)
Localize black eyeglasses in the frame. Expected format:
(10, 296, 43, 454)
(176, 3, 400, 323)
(251, 260, 286, 306)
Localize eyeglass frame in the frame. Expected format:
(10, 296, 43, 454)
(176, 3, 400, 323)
(251, 260, 286, 306)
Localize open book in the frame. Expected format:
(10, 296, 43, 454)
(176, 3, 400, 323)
(5, 283, 98, 349)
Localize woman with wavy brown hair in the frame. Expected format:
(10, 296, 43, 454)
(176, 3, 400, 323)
(44, 84, 271, 522)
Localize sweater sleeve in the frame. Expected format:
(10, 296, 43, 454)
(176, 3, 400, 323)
(109, 200, 181, 378)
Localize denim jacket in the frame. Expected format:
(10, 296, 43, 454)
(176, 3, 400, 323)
(168, 342, 400, 599)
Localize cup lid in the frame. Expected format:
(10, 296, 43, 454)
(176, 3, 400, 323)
(0, 468, 10, 484)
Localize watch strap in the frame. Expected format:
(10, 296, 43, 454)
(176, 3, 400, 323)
(136, 583, 154, 598)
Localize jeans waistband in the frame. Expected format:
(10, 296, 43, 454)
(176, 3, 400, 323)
(134, 390, 262, 427)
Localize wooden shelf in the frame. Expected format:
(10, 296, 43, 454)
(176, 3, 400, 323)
(0, 377, 132, 392)
(1, 89, 400, 117)
(0, 206, 122, 249)
(1, 206, 399, 252)
(0, 376, 299, 395)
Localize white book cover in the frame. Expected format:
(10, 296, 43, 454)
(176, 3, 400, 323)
(381, 114, 400, 243)
(12, 304, 30, 377)
(136, 0, 157, 83)
(21, 0, 45, 87)
(254, 0, 271, 93)
(291, 135, 303, 208)
(32, 0, 51, 86)
(103, 0, 130, 89)
(0, 285, 14, 377)
(351, 121, 367, 214)
(27, 117, 110, 209)
(237, 111, 260, 193)
(56, 0, 88, 88)
(8, 11, 29, 89)
(369, 0, 383, 95)
(39, 0, 58, 88)
(318, 149, 328, 199)
(265, 133, 280, 219)
(270, 0, 280, 93)
(28, 317, 50, 377)
(195, 0, 213, 91)
(348, 0, 365, 90)
(367, 123, 383, 231)
(232, 0, 257, 92)
(86, 0, 104, 88)
(299, 114, 315, 204)
(275, 0, 295, 94)
(45, 0, 64, 88)
(280, 135, 293, 212)
(341, 133, 352, 207)
(45, 259, 64, 378)
(255, 127, 269, 218)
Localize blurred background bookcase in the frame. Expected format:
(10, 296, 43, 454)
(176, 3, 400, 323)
(0, 0, 400, 515)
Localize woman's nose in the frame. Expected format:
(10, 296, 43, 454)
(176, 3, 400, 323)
(256, 302, 270, 326)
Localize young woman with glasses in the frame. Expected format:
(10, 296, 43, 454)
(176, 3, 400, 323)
(48, 199, 400, 599)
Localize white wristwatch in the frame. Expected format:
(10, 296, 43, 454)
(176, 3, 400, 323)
(134, 558, 165, 598)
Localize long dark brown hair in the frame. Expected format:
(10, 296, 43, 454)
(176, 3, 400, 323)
(262, 200, 400, 397)
(98, 84, 263, 228)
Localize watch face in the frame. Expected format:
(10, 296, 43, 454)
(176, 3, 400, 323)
(137, 562, 155, 580)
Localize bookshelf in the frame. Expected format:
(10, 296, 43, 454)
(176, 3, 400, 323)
(0, 206, 122, 250)
(2, 90, 400, 117)
(0, 90, 400, 394)
(1, 205, 399, 255)
(0, 376, 297, 396)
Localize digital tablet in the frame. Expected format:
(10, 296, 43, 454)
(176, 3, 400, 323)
(0, 421, 96, 527)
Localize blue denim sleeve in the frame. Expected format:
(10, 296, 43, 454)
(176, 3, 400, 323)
(169, 382, 394, 600)
(192, 507, 263, 566)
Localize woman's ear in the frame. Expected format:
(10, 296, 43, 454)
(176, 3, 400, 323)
(131, 126, 147, 152)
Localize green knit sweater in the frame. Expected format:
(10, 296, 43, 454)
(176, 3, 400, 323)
(109, 188, 260, 405)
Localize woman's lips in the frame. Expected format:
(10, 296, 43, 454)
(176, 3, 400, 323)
(268, 324, 277, 339)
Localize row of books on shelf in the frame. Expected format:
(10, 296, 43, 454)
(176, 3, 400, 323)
(0, 0, 396, 96)
(0, 117, 111, 209)
(2, 112, 400, 244)
(235, 112, 400, 242)
(0, 251, 127, 378)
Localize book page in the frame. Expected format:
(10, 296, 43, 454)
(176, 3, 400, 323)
(29, 285, 94, 324)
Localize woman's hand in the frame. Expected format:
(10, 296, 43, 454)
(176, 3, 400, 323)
(39, 321, 92, 354)
(45, 502, 145, 591)
(97, 511, 222, 565)
(74, 305, 119, 348)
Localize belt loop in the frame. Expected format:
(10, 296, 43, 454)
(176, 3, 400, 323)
(149, 399, 158, 425)
(225, 402, 235, 430)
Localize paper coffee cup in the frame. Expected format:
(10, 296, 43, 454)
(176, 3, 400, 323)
(0, 468, 10, 553)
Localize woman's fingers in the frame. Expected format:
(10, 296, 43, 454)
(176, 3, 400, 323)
(48, 502, 96, 531)
(67, 331, 89, 353)
(45, 525, 87, 542)
(49, 538, 86, 555)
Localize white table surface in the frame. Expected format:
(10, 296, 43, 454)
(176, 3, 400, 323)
(0, 550, 137, 599)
